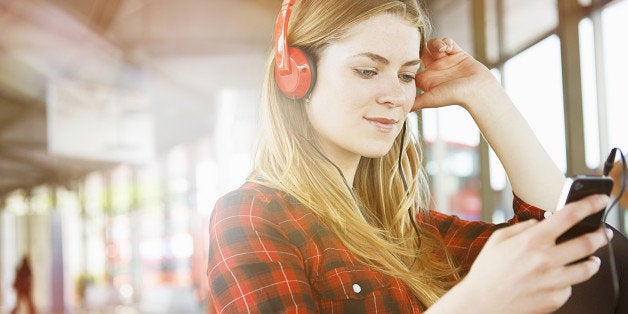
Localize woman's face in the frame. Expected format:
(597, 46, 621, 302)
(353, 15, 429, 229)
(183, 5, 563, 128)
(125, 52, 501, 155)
(307, 13, 421, 167)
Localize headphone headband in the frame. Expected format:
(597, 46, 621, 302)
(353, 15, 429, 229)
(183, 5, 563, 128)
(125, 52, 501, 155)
(274, 0, 296, 76)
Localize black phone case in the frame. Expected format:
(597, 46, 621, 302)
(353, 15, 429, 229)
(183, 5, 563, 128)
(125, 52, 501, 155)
(556, 176, 613, 244)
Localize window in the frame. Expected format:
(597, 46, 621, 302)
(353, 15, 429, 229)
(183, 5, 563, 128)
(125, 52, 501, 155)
(602, 1, 628, 153)
(503, 35, 567, 172)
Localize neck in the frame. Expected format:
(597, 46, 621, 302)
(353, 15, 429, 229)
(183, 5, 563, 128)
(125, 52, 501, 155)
(312, 144, 360, 187)
(336, 160, 359, 188)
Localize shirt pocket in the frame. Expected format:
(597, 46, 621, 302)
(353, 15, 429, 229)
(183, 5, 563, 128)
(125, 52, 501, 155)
(311, 266, 390, 300)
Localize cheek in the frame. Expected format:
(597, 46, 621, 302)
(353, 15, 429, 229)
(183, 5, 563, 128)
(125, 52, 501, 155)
(314, 79, 367, 114)
(403, 87, 416, 112)
(305, 102, 343, 135)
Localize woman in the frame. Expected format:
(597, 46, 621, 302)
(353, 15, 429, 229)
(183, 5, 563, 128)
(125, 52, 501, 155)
(207, 0, 622, 312)
(11, 256, 36, 314)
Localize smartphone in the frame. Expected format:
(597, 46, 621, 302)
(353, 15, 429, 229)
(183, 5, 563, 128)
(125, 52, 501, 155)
(555, 175, 613, 244)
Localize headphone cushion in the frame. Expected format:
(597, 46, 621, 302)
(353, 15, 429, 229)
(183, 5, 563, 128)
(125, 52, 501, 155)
(275, 47, 316, 99)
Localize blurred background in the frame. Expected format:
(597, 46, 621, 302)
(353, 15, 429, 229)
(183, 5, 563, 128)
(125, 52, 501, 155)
(0, 0, 626, 313)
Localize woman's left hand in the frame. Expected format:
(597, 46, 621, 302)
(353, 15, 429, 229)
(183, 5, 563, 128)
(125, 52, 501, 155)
(414, 37, 566, 210)
(413, 38, 502, 111)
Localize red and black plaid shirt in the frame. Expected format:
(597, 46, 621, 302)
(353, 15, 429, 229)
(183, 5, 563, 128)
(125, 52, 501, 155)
(207, 182, 546, 313)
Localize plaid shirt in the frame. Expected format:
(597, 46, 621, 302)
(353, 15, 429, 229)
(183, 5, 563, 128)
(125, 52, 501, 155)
(207, 182, 546, 313)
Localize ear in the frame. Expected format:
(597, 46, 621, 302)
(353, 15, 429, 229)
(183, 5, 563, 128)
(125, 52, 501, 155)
(275, 47, 317, 99)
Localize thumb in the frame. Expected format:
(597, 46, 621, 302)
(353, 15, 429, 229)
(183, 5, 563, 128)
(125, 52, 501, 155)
(412, 90, 433, 111)
(412, 89, 451, 111)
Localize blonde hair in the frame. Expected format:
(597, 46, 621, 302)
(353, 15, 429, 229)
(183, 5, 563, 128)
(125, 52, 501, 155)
(248, 0, 460, 307)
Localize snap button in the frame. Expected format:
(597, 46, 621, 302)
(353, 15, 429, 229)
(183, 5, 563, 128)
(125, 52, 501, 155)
(352, 283, 361, 294)
(544, 211, 553, 219)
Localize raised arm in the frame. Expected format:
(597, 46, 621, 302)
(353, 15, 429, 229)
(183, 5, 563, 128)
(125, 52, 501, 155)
(414, 38, 565, 211)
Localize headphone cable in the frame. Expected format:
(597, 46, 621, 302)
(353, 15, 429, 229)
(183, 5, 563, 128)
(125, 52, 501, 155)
(601, 147, 625, 307)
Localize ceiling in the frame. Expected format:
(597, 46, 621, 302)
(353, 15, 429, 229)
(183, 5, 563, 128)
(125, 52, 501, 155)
(0, 0, 280, 199)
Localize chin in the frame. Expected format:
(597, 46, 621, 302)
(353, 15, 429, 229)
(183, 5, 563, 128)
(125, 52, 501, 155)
(360, 145, 395, 159)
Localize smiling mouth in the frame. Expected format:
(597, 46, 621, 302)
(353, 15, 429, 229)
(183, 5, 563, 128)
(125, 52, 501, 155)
(365, 117, 398, 132)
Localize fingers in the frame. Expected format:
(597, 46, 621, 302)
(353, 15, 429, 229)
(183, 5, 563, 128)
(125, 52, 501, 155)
(442, 38, 463, 53)
(487, 219, 538, 244)
(536, 194, 609, 239)
(517, 195, 610, 267)
(553, 227, 612, 265)
(565, 255, 602, 283)
(427, 38, 451, 56)
(422, 37, 463, 66)
(412, 87, 443, 111)
(554, 255, 602, 287)
(426, 38, 461, 56)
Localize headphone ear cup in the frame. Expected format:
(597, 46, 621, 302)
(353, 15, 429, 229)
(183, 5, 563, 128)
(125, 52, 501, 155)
(275, 47, 316, 99)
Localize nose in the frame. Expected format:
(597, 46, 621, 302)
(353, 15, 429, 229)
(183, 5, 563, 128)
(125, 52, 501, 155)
(375, 76, 406, 108)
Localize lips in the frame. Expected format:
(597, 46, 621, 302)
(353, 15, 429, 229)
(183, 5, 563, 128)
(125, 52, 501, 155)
(364, 117, 398, 132)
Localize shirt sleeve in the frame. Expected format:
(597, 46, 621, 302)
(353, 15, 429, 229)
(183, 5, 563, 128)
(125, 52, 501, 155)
(424, 194, 547, 274)
(206, 189, 316, 313)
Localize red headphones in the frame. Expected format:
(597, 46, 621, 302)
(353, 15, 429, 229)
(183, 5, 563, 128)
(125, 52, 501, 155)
(274, 0, 316, 99)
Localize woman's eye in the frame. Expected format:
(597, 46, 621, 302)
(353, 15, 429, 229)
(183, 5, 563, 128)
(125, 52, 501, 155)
(399, 74, 416, 83)
(355, 69, 377, 78)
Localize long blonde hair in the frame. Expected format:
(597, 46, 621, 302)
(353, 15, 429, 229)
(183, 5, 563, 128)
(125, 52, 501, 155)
(248, 0, 460, 307)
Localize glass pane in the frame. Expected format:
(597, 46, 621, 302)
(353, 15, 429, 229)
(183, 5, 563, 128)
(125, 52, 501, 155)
(503, 0, 558, 56)
(485, 0, 501, 63)
(503, 35, 567, 172)
(422, 106, 480, 219)
(603, 1, 628, 153)
(601, 0, 628, 233)
(428, 0, 474, 53)
(578, 18, 602, 170)
(488, 69, 507, 193)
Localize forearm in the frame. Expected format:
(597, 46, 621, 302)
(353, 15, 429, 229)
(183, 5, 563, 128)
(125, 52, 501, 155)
(465, 84, 565, 211)
(414, 38, 564, 211)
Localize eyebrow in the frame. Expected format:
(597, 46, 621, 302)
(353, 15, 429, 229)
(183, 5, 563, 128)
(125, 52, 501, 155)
(353, 52, 421, 67)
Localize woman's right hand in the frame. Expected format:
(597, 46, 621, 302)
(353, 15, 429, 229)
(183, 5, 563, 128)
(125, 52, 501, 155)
(429, 194, 612, 314)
